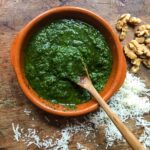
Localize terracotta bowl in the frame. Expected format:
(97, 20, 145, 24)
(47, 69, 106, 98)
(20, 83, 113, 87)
(11, 6, 127, 116)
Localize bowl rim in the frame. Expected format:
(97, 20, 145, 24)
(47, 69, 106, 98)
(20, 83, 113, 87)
(11, 6, 127, 116)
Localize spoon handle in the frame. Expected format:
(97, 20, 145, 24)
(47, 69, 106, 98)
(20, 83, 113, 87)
(87, 83, 145, 150)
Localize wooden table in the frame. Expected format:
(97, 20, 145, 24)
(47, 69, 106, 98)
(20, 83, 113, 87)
(0, 0, 150, 149)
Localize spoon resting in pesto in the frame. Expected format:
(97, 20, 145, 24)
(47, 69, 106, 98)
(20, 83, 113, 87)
(24, 19, 112, 106)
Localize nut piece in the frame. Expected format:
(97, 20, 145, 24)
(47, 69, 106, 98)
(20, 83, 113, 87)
(116, 13, 131, 31)
(136, 30, 149, 37)
(119, 31, 126, 41)
(124, 45, 137, 59)
(128, 17, 142, 25)
(130, 65, 140, 73)
(143, 59, 150, 68)
(142, 45, 150, 57)
(126, 38, 150, 73)
(131, 58, 142, 66)
(135, 37, 145, 44)
(116, 14, 150, 73)
(116, 14, 131, 41)
(130, 58, 142, 73)
(146, 25, 150, 30)
(145, 38, 150, 44)
(138, 24, 150, 30)
(119, 13, 131, 21)
(128, 40, 150, 57)
(116, 20, 125, 31)
(129, 40, 144, 55)
(119, 25, 128, 41)
(135, 24, 150, 37)
(128, 42, 136, 51)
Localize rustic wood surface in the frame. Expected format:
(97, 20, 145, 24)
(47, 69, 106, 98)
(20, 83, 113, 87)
(0, 0, 150, 150)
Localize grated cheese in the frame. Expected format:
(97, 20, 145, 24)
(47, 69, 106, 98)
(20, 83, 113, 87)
(87, 72, 150, 148)
(136, 117, 150, 148)
(24, 108, 32, 116)
(12, 72, 150, 149)
(139, 127, 150, 148)
(76, 142, 89, 150)
(12, 123, 21, 141)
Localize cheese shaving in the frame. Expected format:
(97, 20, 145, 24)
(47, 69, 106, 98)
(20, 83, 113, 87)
(12, 72, 150, 149)
(24, 108, 32, 115)
(12, 123, 21, 141)
(136, 117, 150, 148)
(76, 143, 89, 150)
(140, 127, 150, 148)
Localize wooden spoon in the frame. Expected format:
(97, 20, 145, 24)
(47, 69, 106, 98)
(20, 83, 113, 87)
(77, 76, 145, 150)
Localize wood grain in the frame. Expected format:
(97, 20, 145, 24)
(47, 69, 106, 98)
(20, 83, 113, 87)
(0, 0, 150, 150)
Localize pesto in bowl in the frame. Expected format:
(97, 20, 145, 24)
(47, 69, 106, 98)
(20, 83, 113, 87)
(24, 19, 112, 106)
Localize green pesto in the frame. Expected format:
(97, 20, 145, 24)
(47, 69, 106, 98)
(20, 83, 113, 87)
(24, 19, 112, 105)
